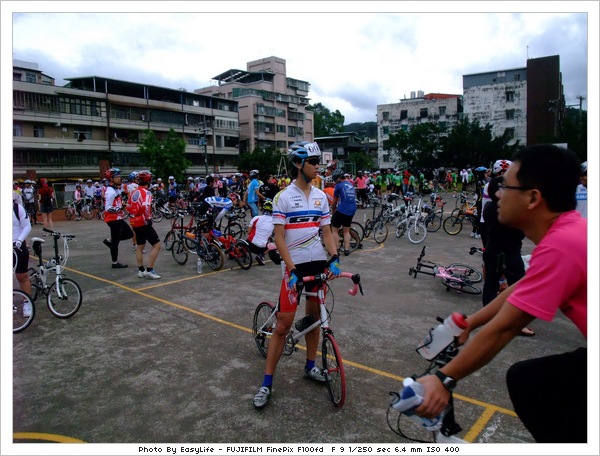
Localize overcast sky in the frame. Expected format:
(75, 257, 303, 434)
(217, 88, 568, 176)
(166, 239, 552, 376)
(4, 2, 596, 125)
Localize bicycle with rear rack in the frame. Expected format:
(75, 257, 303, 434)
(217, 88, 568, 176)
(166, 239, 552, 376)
(27, 228, 83, 320)
(408, 246, 482, 295)
(252, 266, 364, 407)
(386, 317, 467, 443)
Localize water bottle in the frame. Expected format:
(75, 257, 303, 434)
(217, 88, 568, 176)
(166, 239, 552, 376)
(197, 257, 203, 273)
(498, 277, 508, 292)
(416, 313, 467, 361)
(295, 315, 317, 332)
(391, 378, 444, 431)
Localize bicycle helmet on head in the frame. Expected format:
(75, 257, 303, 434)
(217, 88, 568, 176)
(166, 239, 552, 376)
(137, 170, 152, 184)
(105, 168, 121, 180)
(287, 141, 321, 163)
(249, 169, 259, 178)
(332, 169, 344, 181)
(262, 199, 273, 213)
(128, 171, 139, 182)
(492, 160, 512, 174)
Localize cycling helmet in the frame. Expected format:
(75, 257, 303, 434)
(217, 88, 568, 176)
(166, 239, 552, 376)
(287, 141, 321, 163)
(332, 169, 344, 181)
(187, 176, 193, 181)
(87, 179, 92, 183)
(135, 170, 151, 184)
(581, 161, 587, 175)
(492, 159, 512, 174)
(104, 168, 121, 180)
(168, 175, 175, 180)
(128, 171, 139, 181)
(249, 169, 259, 178)
(262, 199, 273, 213)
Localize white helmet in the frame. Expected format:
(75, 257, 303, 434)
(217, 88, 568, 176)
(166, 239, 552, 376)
(492, 159, 512, 174)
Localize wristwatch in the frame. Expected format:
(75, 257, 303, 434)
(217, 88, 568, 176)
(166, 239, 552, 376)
(434, 370, 457, 391)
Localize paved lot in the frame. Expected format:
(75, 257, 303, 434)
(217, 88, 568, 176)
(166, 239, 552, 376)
(10, 203, 586, 446)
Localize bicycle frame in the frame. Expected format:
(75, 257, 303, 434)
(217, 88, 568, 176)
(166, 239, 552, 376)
(30, 229, 74, 299)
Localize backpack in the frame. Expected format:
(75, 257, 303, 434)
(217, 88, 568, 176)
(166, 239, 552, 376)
(40, 186, 53, 204)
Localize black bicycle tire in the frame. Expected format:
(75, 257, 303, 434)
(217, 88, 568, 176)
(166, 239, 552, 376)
(28, 268, 42, 302)
(447, 263, 483, 283)
(47, 278, 82, 318)
(65, 209, 72, 220)
(443, 279, 481, 295)
(373, 221, 388, 244)
(82, 205, 95, 220)
(224, 222, 244, 240)
(363, 219, 373, 238)
(151, 209, 163, 223)
(425, 214, 442, 232)
(234, 241, 252, 270)
(204, 243, 225, 271)
(164, 230, 176, 251)
(322, 332, 346, 407)
(13, 289, 35, 333)
(171, 239, 189, 265)
(443, 216, 463, 235)
(253, 301, 275, 358)
(337, 228, 361, 253)
(351, 221, 365, 241)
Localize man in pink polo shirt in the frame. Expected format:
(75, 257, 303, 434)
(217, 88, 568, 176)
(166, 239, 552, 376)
(414, 144, 587, 443)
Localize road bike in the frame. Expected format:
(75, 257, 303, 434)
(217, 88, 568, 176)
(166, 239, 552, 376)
(28, 228, 83, 318)
(252, 270, 364, 407)
(386, 317, 467, 443)
(408, 246, 482, 295)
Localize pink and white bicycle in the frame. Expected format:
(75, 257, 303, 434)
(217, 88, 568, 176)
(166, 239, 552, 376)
(408, 246, 483, 295)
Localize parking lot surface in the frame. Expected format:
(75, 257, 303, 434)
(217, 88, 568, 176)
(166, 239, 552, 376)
(10, 204, 586, 446)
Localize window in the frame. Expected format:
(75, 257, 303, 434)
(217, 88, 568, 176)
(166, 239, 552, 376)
(287, 126, 296, 137)
(383, 126, 389, 135)
(505, 128, 515, 140)
(13, 124, 23, 137)
(25, 72, 36, 83)
(73, 127, 92, 141)
(33, 125, 45, 138)
(506, 91, 515, 102)
(514, 74, 520, 81)
(439, 106, 446, 116)
(400, 110, 408, 120)
(506, 109, 515, 120)
(420, 108, 428, 118)
(382, 111, 389, 121)
(277, 124, 286, 133)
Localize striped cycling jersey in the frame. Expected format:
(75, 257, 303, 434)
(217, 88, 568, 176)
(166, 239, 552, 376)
(272, 182, 331, 265)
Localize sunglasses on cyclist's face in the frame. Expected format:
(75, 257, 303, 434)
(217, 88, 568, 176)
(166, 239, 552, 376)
(305, 158, 320, 166)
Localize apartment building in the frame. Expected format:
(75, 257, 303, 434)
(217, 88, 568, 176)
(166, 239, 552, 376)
(377, 92, 463, 169)
(13, 60, 240, 182)
(195, 56, 314, 155)
(463, 54, 565, 146)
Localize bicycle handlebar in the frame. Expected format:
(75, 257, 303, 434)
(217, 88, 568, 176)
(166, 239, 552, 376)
(42, 227, 76, 240)
(298, 271, 363, 297)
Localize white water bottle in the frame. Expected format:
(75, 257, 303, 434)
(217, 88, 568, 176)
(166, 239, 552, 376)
(197, 257, 203, 273)
(391, 378, 444, 431)
(416, 313, 467, 361)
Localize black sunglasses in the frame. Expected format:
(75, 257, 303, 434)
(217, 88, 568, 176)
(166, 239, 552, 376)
(305, 158, 320, 165)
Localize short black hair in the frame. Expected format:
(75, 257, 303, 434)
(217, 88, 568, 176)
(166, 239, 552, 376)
(512, 144, 580, 212)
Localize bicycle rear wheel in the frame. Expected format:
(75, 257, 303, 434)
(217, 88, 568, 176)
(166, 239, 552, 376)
(47, 278, 82, 318)
(224, 222, 244, 240)
(425, 213, 442, 232)
(65, 209, 73, 220)
(443, 279, 481, 295)
(171, 239, 189, 265)
(13, 289, 35, 333)
(234, 240, 252, 270)
(28, 268, 42, 302)
(373, 221, 388, 244)
(151, 209, 163, 223)
(81, 205, 95, 220)
(351, 221, 365, 241)
(443, 216, 463, 235)
(447, 263, 483, 283)
(252, 301, 276, 357)
(338, 228, 361, 253)
(363, 219, 373, 238)
(322, 333, 346, 407)
(407, 222, 427, 244)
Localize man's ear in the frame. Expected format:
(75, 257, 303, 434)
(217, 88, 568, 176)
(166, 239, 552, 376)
(528, 189, 542, 208)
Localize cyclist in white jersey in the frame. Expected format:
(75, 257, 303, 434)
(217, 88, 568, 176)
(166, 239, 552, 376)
(253, 141, 341, 409)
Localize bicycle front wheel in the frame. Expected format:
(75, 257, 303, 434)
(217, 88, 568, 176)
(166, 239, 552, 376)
(425, 214, 442, 232)
(163, 230, 175, 251)
(204, 243, 225, 271)
(47, 278, 82, 318)
(82, 205, 95, 220)
(65, 209, 73, 221)
(252, 301, 276, 357)
(373, 221, 388, 244)
(151, 209, 163, 223)
(13, 289, 35, 333)
(224, 222, 244, 240)
(351, 221, 365, 241)
(234, 241, 252, 270)
(363, 219, 373, 238)
(171, 239, 189, 265)
(443, 279, 481, 295)
(407, 222, 427, 244)
(447, 263, 483, 283)
(322, 333, 346, 407)
(443, 216, 463, 235)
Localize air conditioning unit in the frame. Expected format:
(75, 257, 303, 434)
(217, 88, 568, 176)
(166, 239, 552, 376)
(141, 115, 146, 121)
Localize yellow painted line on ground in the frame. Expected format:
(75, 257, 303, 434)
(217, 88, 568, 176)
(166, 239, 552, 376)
(13, 432, 86, 443)
(66, 265, 516, 443)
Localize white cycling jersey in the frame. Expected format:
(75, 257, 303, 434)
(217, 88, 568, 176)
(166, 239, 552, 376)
(272, 182, 331, 265)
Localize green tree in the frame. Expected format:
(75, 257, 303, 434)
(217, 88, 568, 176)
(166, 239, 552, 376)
(308, 102, 345, 136)
(344, 121, 378, 139)
(441, 119, 520, 169)
(237, 146, 281, 176)
(384, 122, 444, 170)
(138, 128, 191, 182)
(348, 151, 374, 173)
